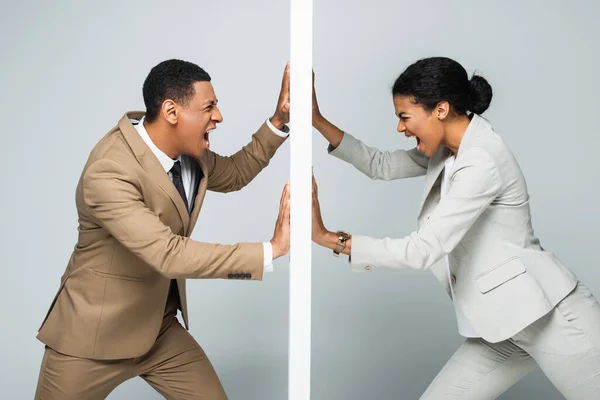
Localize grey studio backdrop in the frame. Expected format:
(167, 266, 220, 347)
(1, 0, 600, 399)
(311, 0, 600, 399)
(0, 1, 290, 399)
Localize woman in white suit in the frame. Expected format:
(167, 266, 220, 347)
(311, 57, 600, 399)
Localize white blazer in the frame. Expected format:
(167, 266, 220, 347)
(329, 114, 578, 343)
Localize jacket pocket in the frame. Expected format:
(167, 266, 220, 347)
(475, 257, 526, 294)
(90, 270, 144, 283)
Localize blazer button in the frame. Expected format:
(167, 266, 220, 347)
(365, 266, 372, 272)
(245, 273, 251, 279)
(234, 273, 240, 279)
(228, 273, 233, 279)
(450, 275, 456, 284)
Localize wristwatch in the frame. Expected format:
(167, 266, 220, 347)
(333, 231, 351, 257)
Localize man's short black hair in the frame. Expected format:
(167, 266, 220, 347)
(142, 59, 211, 123)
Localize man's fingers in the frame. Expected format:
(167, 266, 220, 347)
(278, 182, 288, 217)
(278, 181, 290, 225)
(282, 62, 290, 91)
(279, 186, 286, 209)
(280, 181, 290, 216)
(284, 197, 290, 220)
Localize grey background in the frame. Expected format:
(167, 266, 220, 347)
(0, 1, 290, 399)
(2, 0, 599, 399)
(311, 0, 600, 399)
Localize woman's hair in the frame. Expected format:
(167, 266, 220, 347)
(392, 57, 493, 115)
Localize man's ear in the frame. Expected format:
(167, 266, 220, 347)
(161, 99, 178, 125)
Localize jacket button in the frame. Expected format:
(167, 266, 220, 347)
(451, 275, 456, 284)
(234, 273, 240, 279)
(365, 266, 372, 272)
(245, 273, 251, 279)
(228, 273, 233, 279)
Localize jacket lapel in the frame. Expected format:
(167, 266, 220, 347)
(186, 156, 208, 236)
(179, 157, 208, 331)
(417, 146, 452, 215)
(118, 112, 190, 233)
(416, 114, 485, 219)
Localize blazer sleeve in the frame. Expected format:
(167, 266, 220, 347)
(349, 147, 502, 271)
(82, 158, 264, 280)
(328, 132, 429, 180)
(203, 122, 288, 193)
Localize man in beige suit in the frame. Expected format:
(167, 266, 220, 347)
(34, 59, 291, 399)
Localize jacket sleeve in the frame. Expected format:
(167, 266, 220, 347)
(328, 132, 429, 180)
(204, 122, 287, 193)
(82, 158, 264, 280)
(349, 147, 502, 271)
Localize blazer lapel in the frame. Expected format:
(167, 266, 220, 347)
(186, 157, 208, 236)
(418, 146, 452, 214)
(178, 157, 208, 331)
(416, 113, 485, 221)
(118, 112, 190, 233)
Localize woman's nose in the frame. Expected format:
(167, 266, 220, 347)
(397, 121, 406, 133)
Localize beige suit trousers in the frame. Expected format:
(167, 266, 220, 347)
(34, 314, 228, 400)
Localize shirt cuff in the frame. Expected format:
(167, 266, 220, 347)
(266, 118, 290, 137)
(263, 242, 274, 273)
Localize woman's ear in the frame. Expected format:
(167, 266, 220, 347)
(435, 101, 450, 121)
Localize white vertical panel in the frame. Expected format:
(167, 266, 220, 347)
(289, 0, 313, 399)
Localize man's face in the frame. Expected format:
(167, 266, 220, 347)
(174, 81, 223, 158)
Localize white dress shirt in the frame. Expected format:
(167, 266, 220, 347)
(134, 116, 288, 273)
(442, 155, 479, 338)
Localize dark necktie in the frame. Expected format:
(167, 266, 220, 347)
(170, 160, 189, 212)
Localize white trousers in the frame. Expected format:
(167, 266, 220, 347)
(420, 282, 600, 399)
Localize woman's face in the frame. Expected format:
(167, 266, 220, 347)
(393, 95, 445, 157)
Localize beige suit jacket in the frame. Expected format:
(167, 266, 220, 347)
(329, 114, 578, 342)
(37, 111, 287, 360)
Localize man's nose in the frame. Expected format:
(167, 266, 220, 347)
(213, 108, 223, 123)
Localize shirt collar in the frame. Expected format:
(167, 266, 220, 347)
(133, 116, 181, 173)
